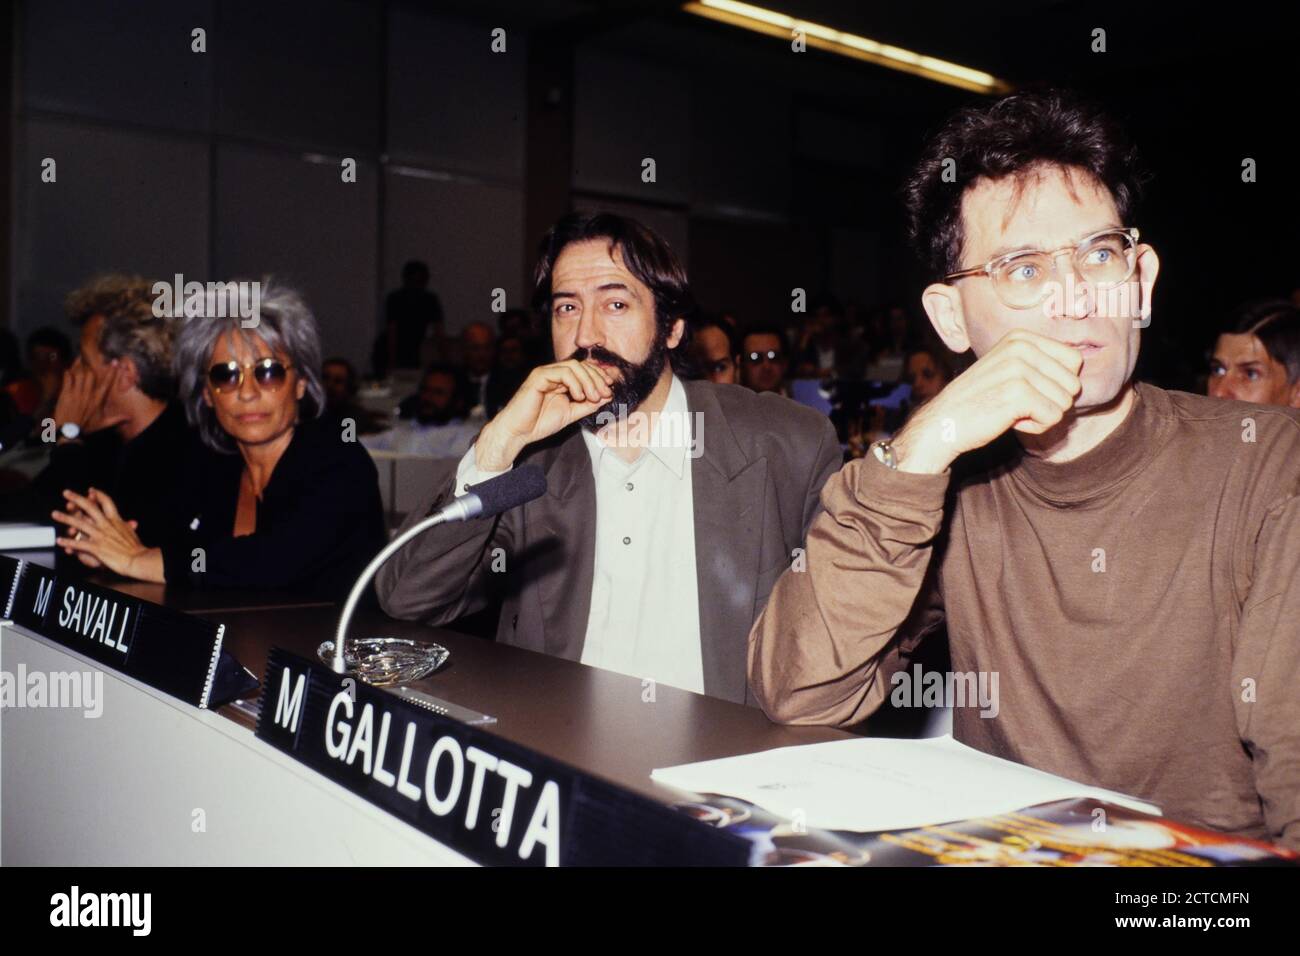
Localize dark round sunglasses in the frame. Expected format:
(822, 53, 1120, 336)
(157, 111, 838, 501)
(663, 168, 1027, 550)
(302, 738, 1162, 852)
(207, 358, 294, 392)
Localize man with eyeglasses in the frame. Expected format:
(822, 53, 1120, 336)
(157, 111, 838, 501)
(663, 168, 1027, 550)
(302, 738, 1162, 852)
(739, 324, 790, 396)
(750, 91, 1300, 850)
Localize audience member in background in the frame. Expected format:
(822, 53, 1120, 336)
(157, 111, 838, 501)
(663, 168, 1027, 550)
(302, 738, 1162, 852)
(54, 279, 385, 597)
(739, 324, 790, 396)
(497, 307, 530, 340)
(321, 356, 384, 434)
(485, 333, 533, 418)
(903, 342, 955, 411)
(364, 362, 479, 458)
(690, 314, 740, 385)
(840, 336, 953, 459)
(863, 304, 913, 381)
(0, 328, 31, 425)
(17, 275, 191, 545)
(384, 259, 444, 374)
(460, 320, 496, 419)
(495, 334, 529, 375)
(1207, 300, 1300, 408)
(375, 212, 840, 704)
(793, 297, 845, 378)
(1, 329, 38, 496)
(844, 340, 957, 461)
(24, 326, 74, 420)
(498, 306, 550, 367)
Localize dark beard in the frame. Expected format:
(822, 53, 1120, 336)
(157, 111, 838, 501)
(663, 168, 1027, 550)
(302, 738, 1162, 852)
(570, 327, 669, 432)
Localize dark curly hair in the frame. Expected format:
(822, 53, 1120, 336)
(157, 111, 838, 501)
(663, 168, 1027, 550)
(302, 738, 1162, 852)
(903, 89, 1148, 280)
(532, 212, 696, 369)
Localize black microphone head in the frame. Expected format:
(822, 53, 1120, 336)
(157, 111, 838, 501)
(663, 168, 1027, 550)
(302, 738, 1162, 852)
(466, 463, 547, 519)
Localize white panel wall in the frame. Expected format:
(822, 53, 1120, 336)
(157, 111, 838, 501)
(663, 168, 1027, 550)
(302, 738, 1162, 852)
(213, 145, 379, 367)
(17, 120, 210, 336)
(387, 9, 526, 182)
(215, 0, 382, 152)
(383, 169, 525, 336)
(573, 49, 690, 204)
(14, 1, 529, 366)
(22, 0, 214, 132)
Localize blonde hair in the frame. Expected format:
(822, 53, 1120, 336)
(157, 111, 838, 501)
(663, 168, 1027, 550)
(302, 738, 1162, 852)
(65, 274, 177, 400)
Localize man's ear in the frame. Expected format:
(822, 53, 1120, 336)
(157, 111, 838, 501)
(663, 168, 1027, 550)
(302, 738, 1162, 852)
(1135, 244, 1160, 325)
(1287, 377, 1300, 410)
(921, 282, 971, 353)
(115, 358, 139, 391)
(666, 317, 686, 351)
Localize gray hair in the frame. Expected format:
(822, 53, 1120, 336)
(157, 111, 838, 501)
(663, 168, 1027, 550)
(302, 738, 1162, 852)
(174, 277, 325, 453)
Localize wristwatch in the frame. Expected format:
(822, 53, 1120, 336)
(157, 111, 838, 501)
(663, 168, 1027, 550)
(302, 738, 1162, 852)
(59, 421, 82, 441)
(869, 439, 897, 470)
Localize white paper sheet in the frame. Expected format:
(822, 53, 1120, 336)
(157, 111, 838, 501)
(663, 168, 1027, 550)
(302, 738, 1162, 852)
(651, 734, 1161, 833)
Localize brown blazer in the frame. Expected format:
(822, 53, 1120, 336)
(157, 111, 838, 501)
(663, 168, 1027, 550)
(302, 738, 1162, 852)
(374, 379, 842, 704)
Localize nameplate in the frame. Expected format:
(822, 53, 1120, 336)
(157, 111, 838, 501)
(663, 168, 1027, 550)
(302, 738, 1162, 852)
(255, 647, 751, 867)
(0, 555, 255, 710)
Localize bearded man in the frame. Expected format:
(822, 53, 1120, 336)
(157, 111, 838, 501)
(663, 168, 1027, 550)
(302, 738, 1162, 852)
(376, 212, 840, 703)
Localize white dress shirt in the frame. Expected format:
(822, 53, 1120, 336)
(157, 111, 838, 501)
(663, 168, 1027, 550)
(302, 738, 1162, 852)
(453, 375, 704, 693)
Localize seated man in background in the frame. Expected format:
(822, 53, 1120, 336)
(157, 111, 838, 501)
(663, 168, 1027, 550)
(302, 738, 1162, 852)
(375, 212, 841, 703)
(362, 362, 478, 458)
(739, 323, 790, 396)
(22, 326, 74, 420)
(6, 275, 191, 546)
(690, 314, 741, 385)
(321, 355, 384, 434)
(749, 90, 1300, 849)
(459, 320, 496, 420)
(1207, 300, 1300, 408)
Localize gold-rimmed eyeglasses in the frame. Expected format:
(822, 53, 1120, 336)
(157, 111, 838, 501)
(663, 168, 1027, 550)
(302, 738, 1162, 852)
(207, 357, 295, 392)
(943, 227, 1140, 310)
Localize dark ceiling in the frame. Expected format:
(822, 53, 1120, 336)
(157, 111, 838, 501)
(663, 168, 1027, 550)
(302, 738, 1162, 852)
(405, 0, 1289, 94)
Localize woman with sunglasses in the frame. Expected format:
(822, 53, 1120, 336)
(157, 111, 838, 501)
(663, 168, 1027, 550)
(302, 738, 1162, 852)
(53, 279, 386, 597)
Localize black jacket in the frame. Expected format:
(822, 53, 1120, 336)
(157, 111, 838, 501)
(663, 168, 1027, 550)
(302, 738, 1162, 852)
(160, 414, 387, 597)
(19, 401, 194, 547)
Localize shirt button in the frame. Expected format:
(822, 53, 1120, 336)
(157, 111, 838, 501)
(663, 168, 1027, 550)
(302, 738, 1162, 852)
(625, 482, 634, 491)
(622, 536, 631, 545)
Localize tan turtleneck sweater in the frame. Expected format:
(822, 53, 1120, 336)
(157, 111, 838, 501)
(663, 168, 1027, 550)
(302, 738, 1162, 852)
(749, 382, 1300, 848)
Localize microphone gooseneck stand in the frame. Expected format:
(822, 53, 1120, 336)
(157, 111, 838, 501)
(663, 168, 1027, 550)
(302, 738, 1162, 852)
(331, 464, 547, 676)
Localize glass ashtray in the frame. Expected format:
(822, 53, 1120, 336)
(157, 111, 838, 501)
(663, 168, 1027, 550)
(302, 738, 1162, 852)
(318, 637, 450, 687)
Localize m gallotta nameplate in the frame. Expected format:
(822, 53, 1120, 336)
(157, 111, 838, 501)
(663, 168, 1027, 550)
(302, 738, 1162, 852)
(256, 646, 752, 867)
(1, 555, 257, 709)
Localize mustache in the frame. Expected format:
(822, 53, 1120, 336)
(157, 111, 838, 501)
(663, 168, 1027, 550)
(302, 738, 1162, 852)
(567, 345, 635, 376)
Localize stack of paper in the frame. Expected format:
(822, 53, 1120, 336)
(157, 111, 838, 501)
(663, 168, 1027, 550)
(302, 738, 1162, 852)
(652, 734, 1160, 833)
(0, 522, 56, 550)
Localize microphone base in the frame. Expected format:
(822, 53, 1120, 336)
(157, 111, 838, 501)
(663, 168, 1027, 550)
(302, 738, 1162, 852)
(317, 637, 450, 687)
